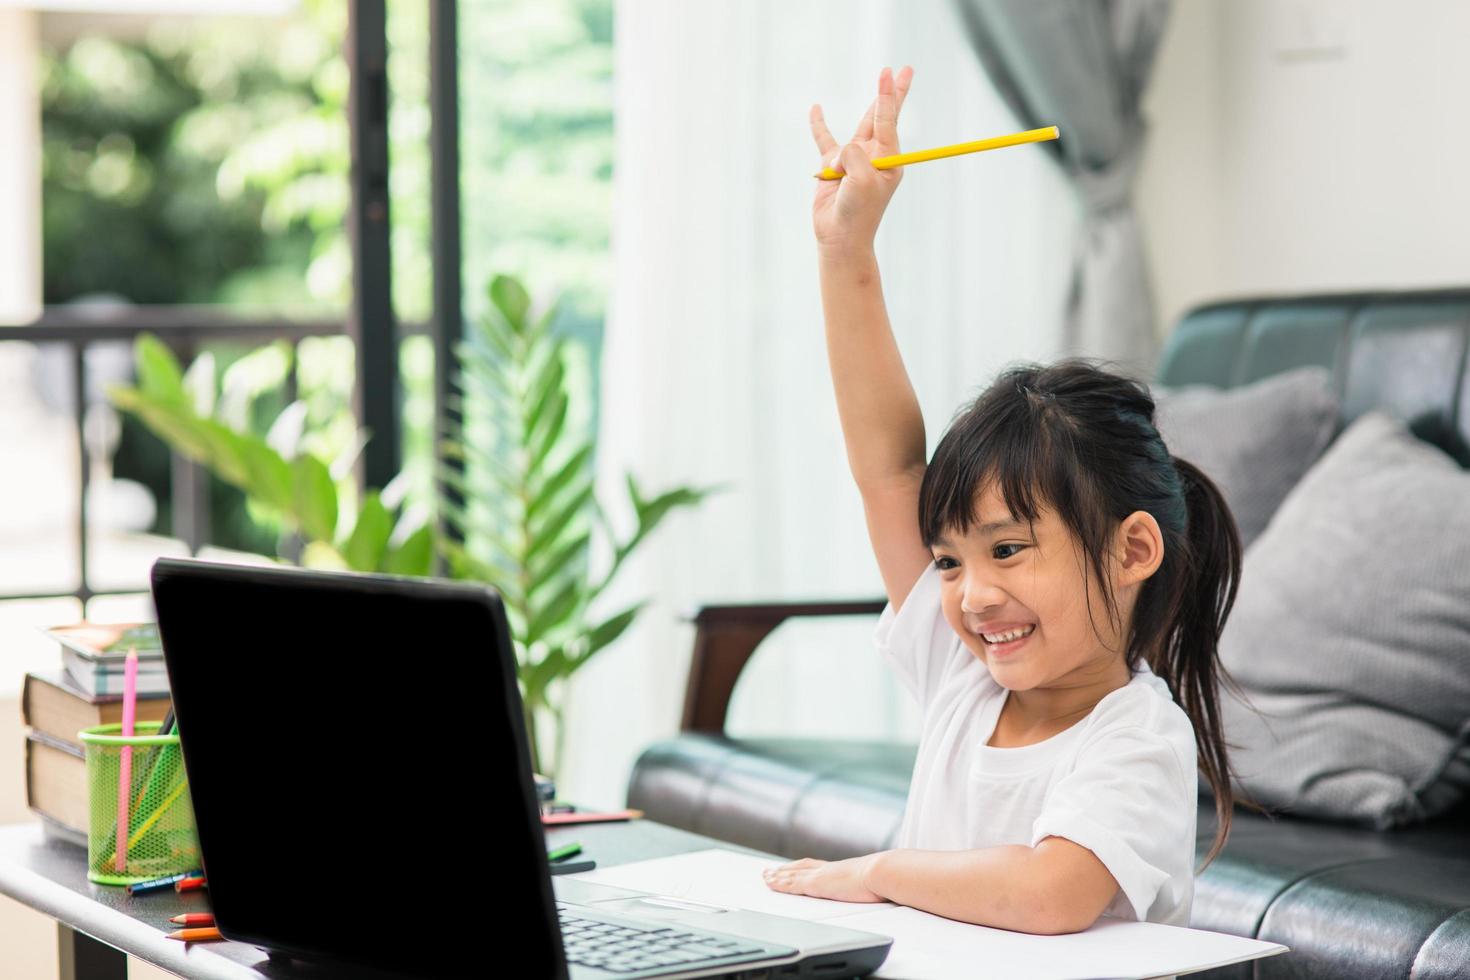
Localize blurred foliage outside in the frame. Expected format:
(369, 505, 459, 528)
(37, 0, 612, 561)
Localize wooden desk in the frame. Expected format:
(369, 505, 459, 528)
(0, 817, 785, 979)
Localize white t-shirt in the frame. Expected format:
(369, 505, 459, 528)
(872, 559, 1199, 929)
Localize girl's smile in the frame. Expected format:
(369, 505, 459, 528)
(981, 624, 1035, 657)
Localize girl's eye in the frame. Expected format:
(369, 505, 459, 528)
(933, 546, 1023, 570)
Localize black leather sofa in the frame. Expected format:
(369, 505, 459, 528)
(627, 288, 1470, 979)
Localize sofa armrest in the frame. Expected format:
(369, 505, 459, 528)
(677, 598, 886, 734)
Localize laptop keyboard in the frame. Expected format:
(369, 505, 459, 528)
(555, 901, 773, 975)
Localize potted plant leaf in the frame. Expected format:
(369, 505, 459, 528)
(108, 335, 433, 577)
(438, 274, 726, 780)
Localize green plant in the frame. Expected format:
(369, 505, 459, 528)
(107, 270, 723, 785)
(438, 274, 726, 780)
(107, 334, 432, 577)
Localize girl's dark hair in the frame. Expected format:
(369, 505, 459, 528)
(918, 356, 1266, 871)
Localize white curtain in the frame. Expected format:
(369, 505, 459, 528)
(558, 0, 1080, 811)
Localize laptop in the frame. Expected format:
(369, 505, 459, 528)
(149, 556, 894, 978)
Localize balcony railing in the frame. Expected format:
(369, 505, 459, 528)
(0, 306, 427, 608)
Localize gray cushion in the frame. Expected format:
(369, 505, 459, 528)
(1215, 410, 1470, 828)
(1152, 365, 1339, 549)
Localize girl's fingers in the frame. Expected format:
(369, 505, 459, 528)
(895, 64, 913, 118)
(855, 65, 912, 144)
(874, 66, 898, 147)
(809, 104, 839, 160)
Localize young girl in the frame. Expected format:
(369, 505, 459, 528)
(760, 65, 1254, 936)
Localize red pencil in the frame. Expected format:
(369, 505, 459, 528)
(169, 913, 215, 926)
(175, 875, 207, 893)
(541, 808, 643, 826)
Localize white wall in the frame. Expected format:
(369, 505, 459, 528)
(1138, 0, 1470, 337)
(0, 8, 42, 322)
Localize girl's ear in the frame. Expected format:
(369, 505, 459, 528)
(1115, 510, 1164, 586)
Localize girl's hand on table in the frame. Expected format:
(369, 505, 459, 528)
(762, 853, 887, 904)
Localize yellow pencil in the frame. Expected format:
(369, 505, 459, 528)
(98, 773, 190, 872)
(813, 124, 1060, 180)
(127, 777, 188, 847)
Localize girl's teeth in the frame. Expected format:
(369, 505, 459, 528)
(983, 624, 1035, 643)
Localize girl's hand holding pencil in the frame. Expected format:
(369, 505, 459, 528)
(809, 65, 914, 257)
(810, 65, 1061, 260)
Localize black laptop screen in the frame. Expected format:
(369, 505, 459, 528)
(149, 557, 565, 978)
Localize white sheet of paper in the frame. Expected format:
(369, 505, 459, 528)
(566, 848, 1289, 980)
(830, 906, 1287, 980)
(568, 846, 899, 920)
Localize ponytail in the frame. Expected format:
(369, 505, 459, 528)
(1155, 456, 1266, 871)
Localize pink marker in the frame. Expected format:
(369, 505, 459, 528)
(117, 646, 139, 873)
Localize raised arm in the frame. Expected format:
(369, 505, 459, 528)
(810, 67, 933, 610)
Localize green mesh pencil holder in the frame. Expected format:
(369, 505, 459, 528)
(79, 722, 201, 886)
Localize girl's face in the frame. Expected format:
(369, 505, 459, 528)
(930, 482, 1133, 691)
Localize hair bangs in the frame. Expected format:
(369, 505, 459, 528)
(919, 377, 1081, 550)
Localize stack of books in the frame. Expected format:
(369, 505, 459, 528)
(20, 622, 172, 847)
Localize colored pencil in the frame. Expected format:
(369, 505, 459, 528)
(813, 125, 1060, 180)
(116, 648, 139, 873)
(169, 913, 216, 926)
(125, 775, 190, 850)
(126, 713, 179, 842)
(126, 869, 204, 895)
(97, 718, 178, 873)
(541, 808, 642, 826)
(165, 926, 223, 942)
(175, 875, 208, 893)
(547, 841, 583, 862)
